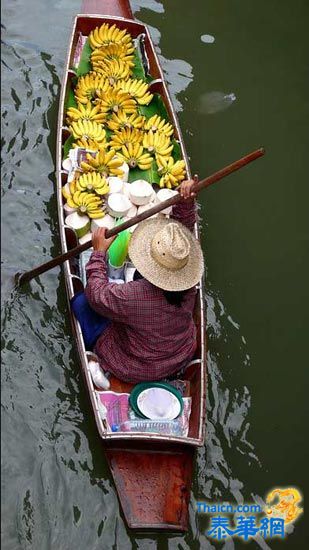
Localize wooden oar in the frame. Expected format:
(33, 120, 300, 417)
(15, 147, 265, 287)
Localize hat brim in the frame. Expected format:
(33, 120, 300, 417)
(128, 217, 204, 291)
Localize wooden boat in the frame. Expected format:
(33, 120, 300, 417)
(56, 0, 206, 531)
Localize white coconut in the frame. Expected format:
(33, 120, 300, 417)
(65, 211, 91, 239)
(78, 232, 93, 245)
(91, 214, 115, 232)
(107, 176, 123, 194)
(156, 188, 178, 214)
(108, 193, 132, 218)
(129, 180, 154, 205)
(119, 162, 129, 182)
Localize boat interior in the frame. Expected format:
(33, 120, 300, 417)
(57, 14, 206, 447)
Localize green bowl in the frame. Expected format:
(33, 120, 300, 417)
(129, 381, 184, 420)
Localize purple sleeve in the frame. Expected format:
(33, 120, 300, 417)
(170, 198, 197, 232)
(84, 251, 132, 322)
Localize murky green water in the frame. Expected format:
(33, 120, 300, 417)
(2, 1, 308, 548)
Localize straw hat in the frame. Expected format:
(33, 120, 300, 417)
(128, 218, 204, 291)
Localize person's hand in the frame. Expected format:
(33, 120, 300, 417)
(92, 227, 116, 252)
(179, 174, 198, 200)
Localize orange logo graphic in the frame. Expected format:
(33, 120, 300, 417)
(265, 488, 303, 524)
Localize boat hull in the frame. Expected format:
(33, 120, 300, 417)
(81, 0, 133, 18)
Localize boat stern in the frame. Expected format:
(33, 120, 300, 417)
(105, 444, 194, 531)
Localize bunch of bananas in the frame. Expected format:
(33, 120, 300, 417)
(75, 172, 109, 196)
(144, 114, 174, 137)
(92, 59, 132, 85)
(95, 89, 137, 117)
(66, 101, 106, 125)
(89, 23, 133, 50)
(67, 191, 105, 219)
(156, 156, 186, 188)
(72, 137, 103, 151)
(63, 20, 188, 211)
(80, 149, 124, 178)
(74, 73, 109, 104)
(70, 120, 106, 142)
(109, 128, 143, 150)
(118, 143, 153, 170)
(116, 79, 153, 105)
(143, 130, 173, 157)
(107, 112, 146, 132)
(91, 43, 135, 69)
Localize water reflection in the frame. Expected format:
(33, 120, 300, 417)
(198, 91, 236, 115)
(131, 0, 164, 14)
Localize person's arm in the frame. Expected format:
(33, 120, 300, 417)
(170, 178, 198, 232)
(84, 229, 133, 322)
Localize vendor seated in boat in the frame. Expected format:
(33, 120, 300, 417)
(78, 179, 204, 384)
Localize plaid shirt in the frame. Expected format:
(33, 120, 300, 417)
(85, 200, 198, 383)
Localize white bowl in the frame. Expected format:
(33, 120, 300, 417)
(108, 193, 132, 218)
(128, 180, 154, 206)
(108, 176, 123, 194)
(156, 188, 178, 214)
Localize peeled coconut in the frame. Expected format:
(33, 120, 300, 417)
(65, 211, 91, 238)
(107, 176, 123, 194)
(108, 193, 132, 218)
(91, 214, 115, 231)
(79, 232, 92, 245)
(129, 180, 154, 206)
